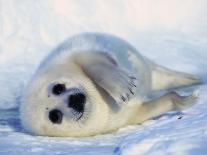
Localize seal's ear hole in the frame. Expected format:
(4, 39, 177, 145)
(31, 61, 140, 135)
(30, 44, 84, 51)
(49, 109, 63, 124)
(52, 84, 66, 95)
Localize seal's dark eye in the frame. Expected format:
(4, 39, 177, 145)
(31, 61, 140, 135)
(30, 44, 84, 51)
(49, 109, 63, 124)
(52, 84, 66, 95)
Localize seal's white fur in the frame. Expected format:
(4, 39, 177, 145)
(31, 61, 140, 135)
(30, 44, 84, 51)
(20, 33, 200, 137)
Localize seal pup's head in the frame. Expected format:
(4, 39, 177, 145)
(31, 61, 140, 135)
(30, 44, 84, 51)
(20, 60, 109, 137)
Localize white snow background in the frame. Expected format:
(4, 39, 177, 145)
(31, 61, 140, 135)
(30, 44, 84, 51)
(0, 0, 207, 155)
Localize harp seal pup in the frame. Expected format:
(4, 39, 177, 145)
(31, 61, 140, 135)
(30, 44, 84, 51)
(20, 33, 201, 137)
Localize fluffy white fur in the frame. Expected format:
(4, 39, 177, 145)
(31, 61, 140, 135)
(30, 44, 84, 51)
(20, 33, 200, 137)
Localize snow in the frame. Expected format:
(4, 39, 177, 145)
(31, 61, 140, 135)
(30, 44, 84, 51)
(0, 0, 207, 155)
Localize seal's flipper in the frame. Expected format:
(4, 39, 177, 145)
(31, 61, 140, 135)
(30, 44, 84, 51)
(148, 61, 201, 91)
(73, 52, 138, 105)
(138, 91, 199, 121)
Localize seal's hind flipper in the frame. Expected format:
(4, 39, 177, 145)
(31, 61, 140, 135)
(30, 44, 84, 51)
(73, 52, 138, 106)
(148, 61, 201, 91)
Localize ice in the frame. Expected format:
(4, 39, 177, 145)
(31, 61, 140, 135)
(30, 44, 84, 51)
(118, 86, 207, 155)
(0, 0, 207, 155)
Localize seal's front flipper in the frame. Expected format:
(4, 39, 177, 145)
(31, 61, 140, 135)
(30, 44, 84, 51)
(138, 91, 199, 121)
(73, 52, 138, 105)
(83, 64, 138, 105)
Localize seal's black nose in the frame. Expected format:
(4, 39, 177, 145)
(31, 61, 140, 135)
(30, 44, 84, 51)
(68, 93, 86, 113)
(49, 109, 63, 124)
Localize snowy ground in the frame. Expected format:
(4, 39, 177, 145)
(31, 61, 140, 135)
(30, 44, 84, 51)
(0, 0, 207, 155)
